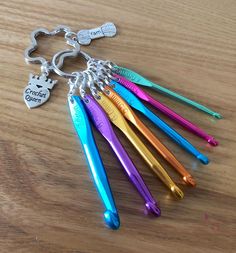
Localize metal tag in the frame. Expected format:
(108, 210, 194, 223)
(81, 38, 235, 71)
(77, 22, 117, 45)
(23, 73, 57, 109)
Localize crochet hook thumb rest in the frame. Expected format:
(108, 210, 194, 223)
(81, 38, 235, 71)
(23, 23, 222, 230)
(68, 95, 120, 229)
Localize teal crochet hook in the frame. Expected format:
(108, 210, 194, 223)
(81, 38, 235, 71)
(114, 66, 222, 119)
(68, 95, 120, 229)
(111, 81, 209, 164)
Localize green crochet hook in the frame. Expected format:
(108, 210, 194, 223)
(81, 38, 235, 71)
(114, 66, 222, 119)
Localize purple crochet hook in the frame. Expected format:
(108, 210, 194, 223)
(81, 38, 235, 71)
(114, 74, 218, 146)
(83, 94, 161, 216)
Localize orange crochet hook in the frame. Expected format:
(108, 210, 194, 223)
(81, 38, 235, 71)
(96, 92, 184, 199)
(104, 86, 196, 187)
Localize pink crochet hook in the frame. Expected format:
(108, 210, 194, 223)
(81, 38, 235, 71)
(114, 74, 218, 146)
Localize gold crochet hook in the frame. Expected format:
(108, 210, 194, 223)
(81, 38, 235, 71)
(105, 86, 196, 187)
(96, 92, 184, 199)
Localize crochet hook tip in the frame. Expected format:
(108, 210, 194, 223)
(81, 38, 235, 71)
(197, 154, 209, 165)
(213, 112, 222, 119)
(104, 210, 120, 230)
(208, 137, 219, 146)
(145, 202, 161, 216)
(171, 185, 184, 200)
(183, 175, 196, 187)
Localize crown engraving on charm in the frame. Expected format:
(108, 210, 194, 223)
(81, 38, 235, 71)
(28, 73, 57, 89)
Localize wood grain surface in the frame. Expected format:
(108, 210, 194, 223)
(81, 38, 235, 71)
(0, 0, 236, 252)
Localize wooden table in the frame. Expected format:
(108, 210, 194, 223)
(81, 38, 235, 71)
(0, 1, 235, 252)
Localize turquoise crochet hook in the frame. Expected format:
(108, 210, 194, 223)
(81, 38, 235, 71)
(68, 95, 120, 229)
(114, 66, 222, 119)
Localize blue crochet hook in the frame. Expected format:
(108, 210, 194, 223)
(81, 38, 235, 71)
(68, 95, 120, 229)
(111, 81, 209, 165)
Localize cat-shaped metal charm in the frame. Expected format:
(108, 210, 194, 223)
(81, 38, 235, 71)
(23, 73, 57, 109)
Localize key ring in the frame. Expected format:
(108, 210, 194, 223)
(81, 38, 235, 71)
(51, 48, 92, 79)
(51, 48, 114, 99)
(24, 25, 80, 75)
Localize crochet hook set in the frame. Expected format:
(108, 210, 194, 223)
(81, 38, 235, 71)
(23, 23, 221, 229)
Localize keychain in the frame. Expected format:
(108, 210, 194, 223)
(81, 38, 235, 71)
(23, 23, 221, 229)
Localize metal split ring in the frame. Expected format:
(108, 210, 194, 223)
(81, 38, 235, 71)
(51, 48, 115, 98)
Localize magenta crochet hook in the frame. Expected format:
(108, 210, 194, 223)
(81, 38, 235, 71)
(83, 94, 161, 216)
(114, 74, 218, 146)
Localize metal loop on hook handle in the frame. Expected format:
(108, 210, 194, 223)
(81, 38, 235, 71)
(68, 72, 82, 95)
(84, 70, 100, 98)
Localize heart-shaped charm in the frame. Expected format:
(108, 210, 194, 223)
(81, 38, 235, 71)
(23, 85, 50, 109)
(23, 73, 57, 109)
